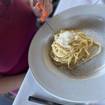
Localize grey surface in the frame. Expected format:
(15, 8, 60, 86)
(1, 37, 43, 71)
(0, 95, 13, 105)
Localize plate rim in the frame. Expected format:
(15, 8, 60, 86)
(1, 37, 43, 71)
(29, 5, 105, 103)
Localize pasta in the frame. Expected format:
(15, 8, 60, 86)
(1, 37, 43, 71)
(50, 29, 101, 69)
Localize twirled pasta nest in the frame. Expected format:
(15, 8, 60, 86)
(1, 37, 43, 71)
(50, 29, 101, 69)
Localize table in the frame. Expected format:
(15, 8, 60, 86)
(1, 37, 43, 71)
(13, 0, 104, 105)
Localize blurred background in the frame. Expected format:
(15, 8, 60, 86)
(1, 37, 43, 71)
(0, 1, 60, 105)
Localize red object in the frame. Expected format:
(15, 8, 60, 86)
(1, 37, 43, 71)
(0, 0, 37, 75)
(35, 2, 48, 22)
(35, 2, 44, 11)
(40, 10, 48, 22)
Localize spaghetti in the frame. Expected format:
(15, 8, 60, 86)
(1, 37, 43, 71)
(50, 29, 101, 69)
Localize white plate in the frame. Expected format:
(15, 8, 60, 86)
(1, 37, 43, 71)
(29, 5, 105, 103)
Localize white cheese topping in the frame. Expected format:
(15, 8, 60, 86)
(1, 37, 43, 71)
(56, 31, 74, 48)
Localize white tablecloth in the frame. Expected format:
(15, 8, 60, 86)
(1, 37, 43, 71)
(13, 0, 104, 105)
